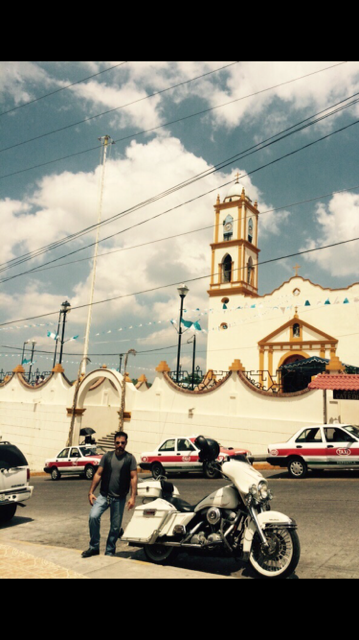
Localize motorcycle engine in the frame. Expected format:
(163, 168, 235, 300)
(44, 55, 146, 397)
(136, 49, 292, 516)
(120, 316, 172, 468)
(206, 507, 221, 526)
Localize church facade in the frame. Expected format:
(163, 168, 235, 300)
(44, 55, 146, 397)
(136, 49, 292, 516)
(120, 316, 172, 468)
(206, 178, 359, 391)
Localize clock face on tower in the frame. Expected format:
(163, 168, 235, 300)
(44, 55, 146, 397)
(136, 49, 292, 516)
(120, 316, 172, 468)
(225, 221, 233, 232)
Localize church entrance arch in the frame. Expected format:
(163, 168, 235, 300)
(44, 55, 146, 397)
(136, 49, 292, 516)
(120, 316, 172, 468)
(279, 354, 310, 393)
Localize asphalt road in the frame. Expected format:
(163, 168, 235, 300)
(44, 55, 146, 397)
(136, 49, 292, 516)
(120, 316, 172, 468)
(1, 469, 359, 579)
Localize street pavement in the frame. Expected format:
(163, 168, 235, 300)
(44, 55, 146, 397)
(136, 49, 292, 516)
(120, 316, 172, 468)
(0, 539, 233, 579)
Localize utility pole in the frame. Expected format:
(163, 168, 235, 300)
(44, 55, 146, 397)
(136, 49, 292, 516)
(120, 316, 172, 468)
(81, 135, 114, 376)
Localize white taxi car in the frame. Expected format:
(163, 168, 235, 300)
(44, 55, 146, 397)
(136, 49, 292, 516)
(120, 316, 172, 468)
(44, 444, 107, 481)
(140, 435, 250, 479)
(267, 423, 359, 478)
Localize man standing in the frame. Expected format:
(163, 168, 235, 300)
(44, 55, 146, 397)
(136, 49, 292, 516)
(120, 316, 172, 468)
(82, 431, 137, 558)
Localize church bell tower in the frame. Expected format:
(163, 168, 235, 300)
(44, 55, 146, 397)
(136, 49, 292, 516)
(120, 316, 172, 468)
(208, 175, 260, 299)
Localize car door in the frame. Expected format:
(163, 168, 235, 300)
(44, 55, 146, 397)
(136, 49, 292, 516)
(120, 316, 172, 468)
(323, 427, 359, 470)
(55, 448, 71, 473)
(157, 439, 177, 471)
(69, 447, 83, 474)
(293, 427, 326, 470)
(176, 438, 199, 472)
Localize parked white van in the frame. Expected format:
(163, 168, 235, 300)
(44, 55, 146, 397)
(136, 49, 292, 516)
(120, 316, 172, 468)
(0, 441, 33, 523)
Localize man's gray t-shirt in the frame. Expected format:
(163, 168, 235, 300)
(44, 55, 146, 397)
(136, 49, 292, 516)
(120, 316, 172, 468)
(100, 452, 137, 498)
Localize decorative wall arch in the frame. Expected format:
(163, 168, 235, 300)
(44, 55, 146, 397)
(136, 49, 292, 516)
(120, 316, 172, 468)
(77, 368, 123, 409)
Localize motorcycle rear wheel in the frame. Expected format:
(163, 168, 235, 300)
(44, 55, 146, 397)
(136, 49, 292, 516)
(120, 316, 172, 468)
(144, 544, 178, 565)
(249, 527, 300, 579)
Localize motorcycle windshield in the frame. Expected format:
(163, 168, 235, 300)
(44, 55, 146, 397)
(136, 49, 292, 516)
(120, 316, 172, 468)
(222, 459, 264, 495)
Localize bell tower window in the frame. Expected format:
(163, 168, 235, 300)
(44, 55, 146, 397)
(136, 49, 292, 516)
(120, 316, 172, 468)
(247, 256, 254, 284)
(248, 218, 253, 243)
(223, 215, 233, 241)
(222, 254, 232, 283)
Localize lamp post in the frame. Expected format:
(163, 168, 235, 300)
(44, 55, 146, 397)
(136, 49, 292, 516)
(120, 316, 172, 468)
(58, 300, 71, 366)
(119, 348, 136, 429)
(176, 284, 189, 383)
(28, 340, 36, 383)
(53, 307, 63, 368)
(187, 333, 196, 390)
(21, 340, 29, 365)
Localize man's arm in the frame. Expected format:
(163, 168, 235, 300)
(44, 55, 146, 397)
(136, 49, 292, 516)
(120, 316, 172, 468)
(127, 469, 138, 510)
(88, 466, 103, 505)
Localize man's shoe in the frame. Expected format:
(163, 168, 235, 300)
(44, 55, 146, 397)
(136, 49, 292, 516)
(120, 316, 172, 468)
(81, 548, 99, 558)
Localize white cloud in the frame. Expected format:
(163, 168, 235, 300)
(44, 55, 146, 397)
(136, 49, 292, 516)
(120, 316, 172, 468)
(0, 135, 290, 337)
(301, 191, 359, 277)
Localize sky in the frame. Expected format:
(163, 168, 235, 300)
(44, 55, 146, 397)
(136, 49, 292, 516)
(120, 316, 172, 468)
(1, 60, 359, 383)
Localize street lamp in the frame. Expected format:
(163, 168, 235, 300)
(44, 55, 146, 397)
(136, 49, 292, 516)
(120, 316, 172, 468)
(58, 300, 71, 366)
(28, 340, 36, 383)
(176, 284, 189, 383)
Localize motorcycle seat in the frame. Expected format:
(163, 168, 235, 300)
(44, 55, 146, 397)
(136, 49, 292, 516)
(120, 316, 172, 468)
(168, 496, 195, 512)
(159, 480, 195, 512)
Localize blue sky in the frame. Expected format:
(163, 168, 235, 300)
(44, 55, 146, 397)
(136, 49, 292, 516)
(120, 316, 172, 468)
(1, 60, 359, 381)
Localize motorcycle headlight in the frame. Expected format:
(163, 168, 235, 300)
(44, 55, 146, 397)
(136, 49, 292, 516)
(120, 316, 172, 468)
(258, 480, 271, 501)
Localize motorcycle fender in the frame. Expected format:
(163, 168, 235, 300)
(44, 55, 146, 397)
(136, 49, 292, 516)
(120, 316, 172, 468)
(242, 511, 295, 553)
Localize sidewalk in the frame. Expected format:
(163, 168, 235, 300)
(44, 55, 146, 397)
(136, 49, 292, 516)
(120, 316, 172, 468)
(0, 539, 234, 579)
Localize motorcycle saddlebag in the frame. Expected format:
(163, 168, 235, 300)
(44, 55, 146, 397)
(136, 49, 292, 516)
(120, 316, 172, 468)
(122, 498, 177, 544)
(137, 479, 180, 501)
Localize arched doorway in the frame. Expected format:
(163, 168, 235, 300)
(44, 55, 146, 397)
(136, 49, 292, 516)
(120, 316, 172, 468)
(280, 354, 310, 393)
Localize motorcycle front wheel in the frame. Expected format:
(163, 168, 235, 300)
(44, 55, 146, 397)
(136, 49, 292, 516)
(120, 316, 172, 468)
(144, 544, 178, 565)
(249, 527, 300, 579)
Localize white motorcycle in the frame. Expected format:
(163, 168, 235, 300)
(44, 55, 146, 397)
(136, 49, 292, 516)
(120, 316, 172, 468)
(123, 436, 300, 579)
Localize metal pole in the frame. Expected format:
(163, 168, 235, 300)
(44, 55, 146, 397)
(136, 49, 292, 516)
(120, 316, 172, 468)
(53, 310, 62, 367)
(81, 135, 114, 376)
(191, 333, 196, 390)
(119, 349, 136, 429)
(59, 304, 70, 365)
(176, 294, 185, 383)
(28, 341, 36, 383)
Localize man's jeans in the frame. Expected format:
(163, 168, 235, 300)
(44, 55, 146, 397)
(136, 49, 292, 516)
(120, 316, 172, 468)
(89, 494, 126, 555)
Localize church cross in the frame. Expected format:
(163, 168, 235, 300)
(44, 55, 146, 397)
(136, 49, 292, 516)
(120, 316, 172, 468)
(293, 263, 301, 277)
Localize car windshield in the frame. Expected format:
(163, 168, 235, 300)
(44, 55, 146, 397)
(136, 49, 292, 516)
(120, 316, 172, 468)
(342, 425, 359, 439)
(79, 446, 106, 457)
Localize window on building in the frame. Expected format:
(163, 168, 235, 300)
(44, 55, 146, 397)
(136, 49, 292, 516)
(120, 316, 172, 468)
(247, 256, 254, 284)
(222, 255, 232, 283)
(248, 218, 253, 243)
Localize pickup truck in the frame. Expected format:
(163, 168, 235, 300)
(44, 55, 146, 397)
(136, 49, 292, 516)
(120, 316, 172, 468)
(0, 441, 34, 523)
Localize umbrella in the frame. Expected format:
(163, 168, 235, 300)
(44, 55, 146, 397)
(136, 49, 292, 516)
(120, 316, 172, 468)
(80, 428, 96, 436)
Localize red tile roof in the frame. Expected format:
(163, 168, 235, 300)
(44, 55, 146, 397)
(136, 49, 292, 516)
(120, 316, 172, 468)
(308, 374, 359, 390)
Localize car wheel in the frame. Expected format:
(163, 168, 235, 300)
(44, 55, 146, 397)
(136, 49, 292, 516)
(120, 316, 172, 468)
(288, 457, 307, 479)
(151, 462, 165, 479)
(203, 461, 219, 479)
(51, 467, 61, 481)
(0, 504, 17, 524)
(85, 465, 95, 480)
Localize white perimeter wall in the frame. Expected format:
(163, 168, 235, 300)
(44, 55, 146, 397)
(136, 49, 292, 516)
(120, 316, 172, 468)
(0, 367, 357, 472)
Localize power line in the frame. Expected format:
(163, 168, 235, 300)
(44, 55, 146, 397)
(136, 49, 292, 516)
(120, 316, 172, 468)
(3, 182, 359, 283)
(1, 232, 359, 328)
(1, 87, 358, 278)
(0, 62, 129, 117)
(0, 61, 346, 181)
(0, 62, 239, 154)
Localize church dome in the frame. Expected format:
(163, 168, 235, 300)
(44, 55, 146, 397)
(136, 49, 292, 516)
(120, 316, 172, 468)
(224, 180, 244, 202)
